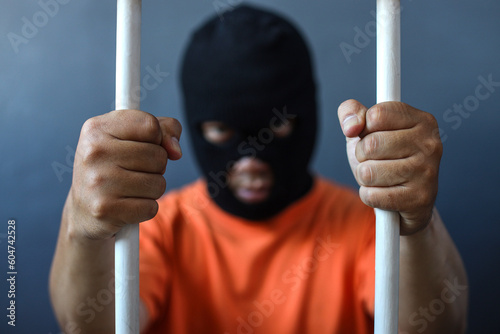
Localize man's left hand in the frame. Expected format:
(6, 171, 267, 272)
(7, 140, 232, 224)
(338, 99, 443, 235)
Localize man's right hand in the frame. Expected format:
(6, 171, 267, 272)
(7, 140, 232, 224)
(67, 109, 182, 241)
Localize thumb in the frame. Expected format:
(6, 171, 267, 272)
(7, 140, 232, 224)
(338, 99, 367, 138)
(157, 117, 183, 161)
(338, 100, 367, 183)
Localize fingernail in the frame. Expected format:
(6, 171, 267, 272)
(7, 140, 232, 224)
(343, 115, 359, 131)
(171, 137, 182, 155)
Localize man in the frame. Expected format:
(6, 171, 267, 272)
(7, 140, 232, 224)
(50, 5, 468, 334)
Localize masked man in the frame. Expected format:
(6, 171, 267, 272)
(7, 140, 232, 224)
(50, 5, 468, 334)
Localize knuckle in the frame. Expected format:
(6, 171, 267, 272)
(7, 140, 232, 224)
(423, 111, 438, 126)
(419, 137, 436, 155)
(156, 176, 167, 197)
(81, 140, 106, 164)
(81, 117, 101, 137)
(399, 101, 412, 114)
(367, 105, 382, 125)
(144, 175, 166, 199)
(413, 137, 439, 162)
(357, 163, 374, 186)
(433, 138, 444, 158)
(143, 113, 161, 137)
(164, 117, 183, 138)
(399, 161, 413, 180)
(169, 117, 182, 131)
(146, 201, 159, 220)
(79, 120, 108, 164)
(89, 196, 113, 220)
(87, 170, 107, 189)
(421, 163, 438, 181)
(363, 134, 380, 157)
(153, 147, 168, 167)
(135, 200, 159, 222)
(354, 141, 364, 162)
(359, 186, 376, 207)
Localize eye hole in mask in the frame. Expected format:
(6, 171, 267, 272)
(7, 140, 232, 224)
(201, 117, 297, 145)
(270, 116, 296, 138)
(201, 121, 236, 145)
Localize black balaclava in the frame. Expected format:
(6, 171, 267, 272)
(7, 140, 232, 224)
(180, 5, 318, 221)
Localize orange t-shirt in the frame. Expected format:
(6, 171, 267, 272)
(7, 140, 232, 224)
(139, 177, 376, 334)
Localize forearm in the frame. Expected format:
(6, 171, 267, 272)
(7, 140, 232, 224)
(49, 194, 116, 334)
(398, 208, 468, 333)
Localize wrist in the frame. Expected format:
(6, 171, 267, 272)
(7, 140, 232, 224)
(400, 207, 440, 249)
(400, 205, 436, 236)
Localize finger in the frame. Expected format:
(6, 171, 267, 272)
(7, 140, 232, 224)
(113, 170, 167, 200)
(358, 184, 435, 235)
(157, 117, 183, 160)
(100, 109, 163, 145)
(112, 140, 168, 174)
(338, 99, 368, 138)
(355, 129, 417, 162)
(355, 159, 415, 187)
(362, 102, 422, 135)
(84, 193, 161, 228)
(89, 167, 166, 200)
(111, 198, 160, 226)
(359, 184, 421, 213)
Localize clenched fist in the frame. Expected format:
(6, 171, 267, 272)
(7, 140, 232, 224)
(338, 99, 443, 235)
(67, 109, 182, 240)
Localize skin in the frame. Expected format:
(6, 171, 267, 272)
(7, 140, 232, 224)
(49, 100, 468, 334)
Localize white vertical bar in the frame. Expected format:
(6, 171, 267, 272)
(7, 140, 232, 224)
(375, 0, 400, 334)
(115, 0, 141, 333)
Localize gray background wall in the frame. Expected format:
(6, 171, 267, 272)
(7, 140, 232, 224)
(1, 0, 499, 333)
